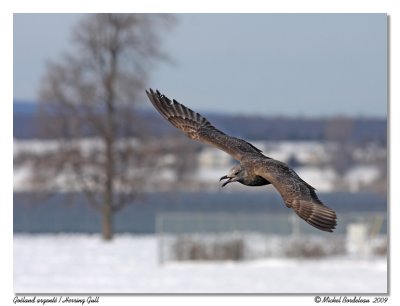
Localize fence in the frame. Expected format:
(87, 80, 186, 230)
(156, 212, 387, 263)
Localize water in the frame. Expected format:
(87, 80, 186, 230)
(13, 191, 387, 234)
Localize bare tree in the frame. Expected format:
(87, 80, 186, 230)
(35, 14, 175, 240)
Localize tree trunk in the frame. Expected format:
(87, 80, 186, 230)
(102, 203, 113, 241)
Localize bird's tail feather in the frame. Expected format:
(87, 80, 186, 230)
(291, 200, 337, 232)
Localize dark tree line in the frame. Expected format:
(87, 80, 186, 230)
(14, 109, 387, 145)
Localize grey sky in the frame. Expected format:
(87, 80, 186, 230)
(13, 13, 387, 117)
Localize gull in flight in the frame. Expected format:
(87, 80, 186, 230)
(146, 89, 337, 232)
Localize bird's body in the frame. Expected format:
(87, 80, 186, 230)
(146, 89, 337, 232)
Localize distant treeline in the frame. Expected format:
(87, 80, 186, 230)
(205, 114, 387, 145)
(13, 101, 386, 144)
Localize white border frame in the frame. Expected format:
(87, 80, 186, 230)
(3, 1, 398, 305)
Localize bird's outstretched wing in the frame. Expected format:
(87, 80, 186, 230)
(254, 159, 337, 232)
(146, 89, 264, 161)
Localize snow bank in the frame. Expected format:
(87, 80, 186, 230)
(13, 234, 387, 294)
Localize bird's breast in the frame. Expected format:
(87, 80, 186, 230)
(241, 175, 271, 186)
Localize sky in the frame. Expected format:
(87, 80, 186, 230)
(13, 13, 387, 117)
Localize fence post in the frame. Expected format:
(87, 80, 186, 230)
(156, 213, 164, 265)
(290, 214, 300, 238)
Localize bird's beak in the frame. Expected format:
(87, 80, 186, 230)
(219, 175, 228, 182)
(219, 175, 236, 187)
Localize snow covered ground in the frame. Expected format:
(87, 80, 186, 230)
(13, 234, 387, 294)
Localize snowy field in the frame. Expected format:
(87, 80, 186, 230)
(14, 234, 387, 294)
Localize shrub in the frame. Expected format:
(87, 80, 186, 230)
(172, 234, 245, 261)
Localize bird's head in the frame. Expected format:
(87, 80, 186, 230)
(219, 164, 246, 187)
